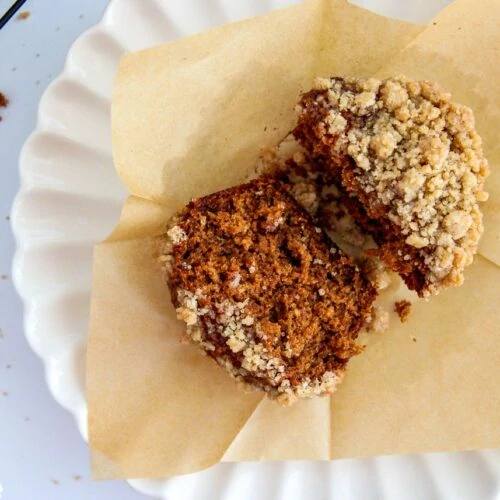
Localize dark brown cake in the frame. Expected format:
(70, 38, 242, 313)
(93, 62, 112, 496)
(160, 178, 376, 404)
(293, 76, 489, 297)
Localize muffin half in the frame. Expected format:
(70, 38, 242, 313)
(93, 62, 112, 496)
(160, 178, 376, 404)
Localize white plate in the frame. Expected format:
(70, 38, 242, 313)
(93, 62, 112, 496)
(11, 0, 500, 499)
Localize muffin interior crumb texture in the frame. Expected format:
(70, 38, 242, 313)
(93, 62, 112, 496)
(294, 75, 489, 297)
(161, 178, 376, 404)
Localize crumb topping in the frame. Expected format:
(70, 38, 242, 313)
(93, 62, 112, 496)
(295, 75, 489, 296)
(167, 225, 187, 245)
(360, 257, 392, 291)
(16, 11, 30, 20)
(366, 306, 390, 334)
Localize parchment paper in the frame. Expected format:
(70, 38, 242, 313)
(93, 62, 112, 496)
(87, 0, 500, 479)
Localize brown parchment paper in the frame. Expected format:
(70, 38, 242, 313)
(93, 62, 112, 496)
(87, 0, 500, 479)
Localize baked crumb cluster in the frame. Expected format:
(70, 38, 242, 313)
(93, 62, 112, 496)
(160, 179, 375, 404)
(295, 75, 489, 296)
(394, 300, 412, 323)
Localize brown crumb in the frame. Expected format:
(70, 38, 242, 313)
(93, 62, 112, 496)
(394, 300, 412, 323)
(1, 274, 8, 280)
(50, 479, 59, 485)
(73, 475, 82, 481)
(16, 11, 30, 20)
(411, 336, 417, 343)
(0, 93, 8, 108)
(366, 306, 390, 333)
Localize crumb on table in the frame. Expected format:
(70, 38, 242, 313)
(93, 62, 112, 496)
(16, 11, 31, 20)
(0, 93, 8, 108)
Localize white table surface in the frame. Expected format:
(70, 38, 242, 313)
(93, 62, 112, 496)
(0, 1, 146, 498)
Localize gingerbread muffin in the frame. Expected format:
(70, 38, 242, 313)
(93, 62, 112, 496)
(160, 178, 376, 404)
(293, 75, 489, 297)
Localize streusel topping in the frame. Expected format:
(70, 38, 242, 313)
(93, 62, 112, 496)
(295, 75, 489, 295)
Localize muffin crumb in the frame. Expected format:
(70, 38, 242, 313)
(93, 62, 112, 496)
(394, 300, 412, 323)
(16, 11, 31, 20)
(0, 93, 8, 108)
(366, 306, 390, 334)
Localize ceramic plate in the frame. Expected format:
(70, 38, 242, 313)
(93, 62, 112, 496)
(12, 0, 500, 498)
